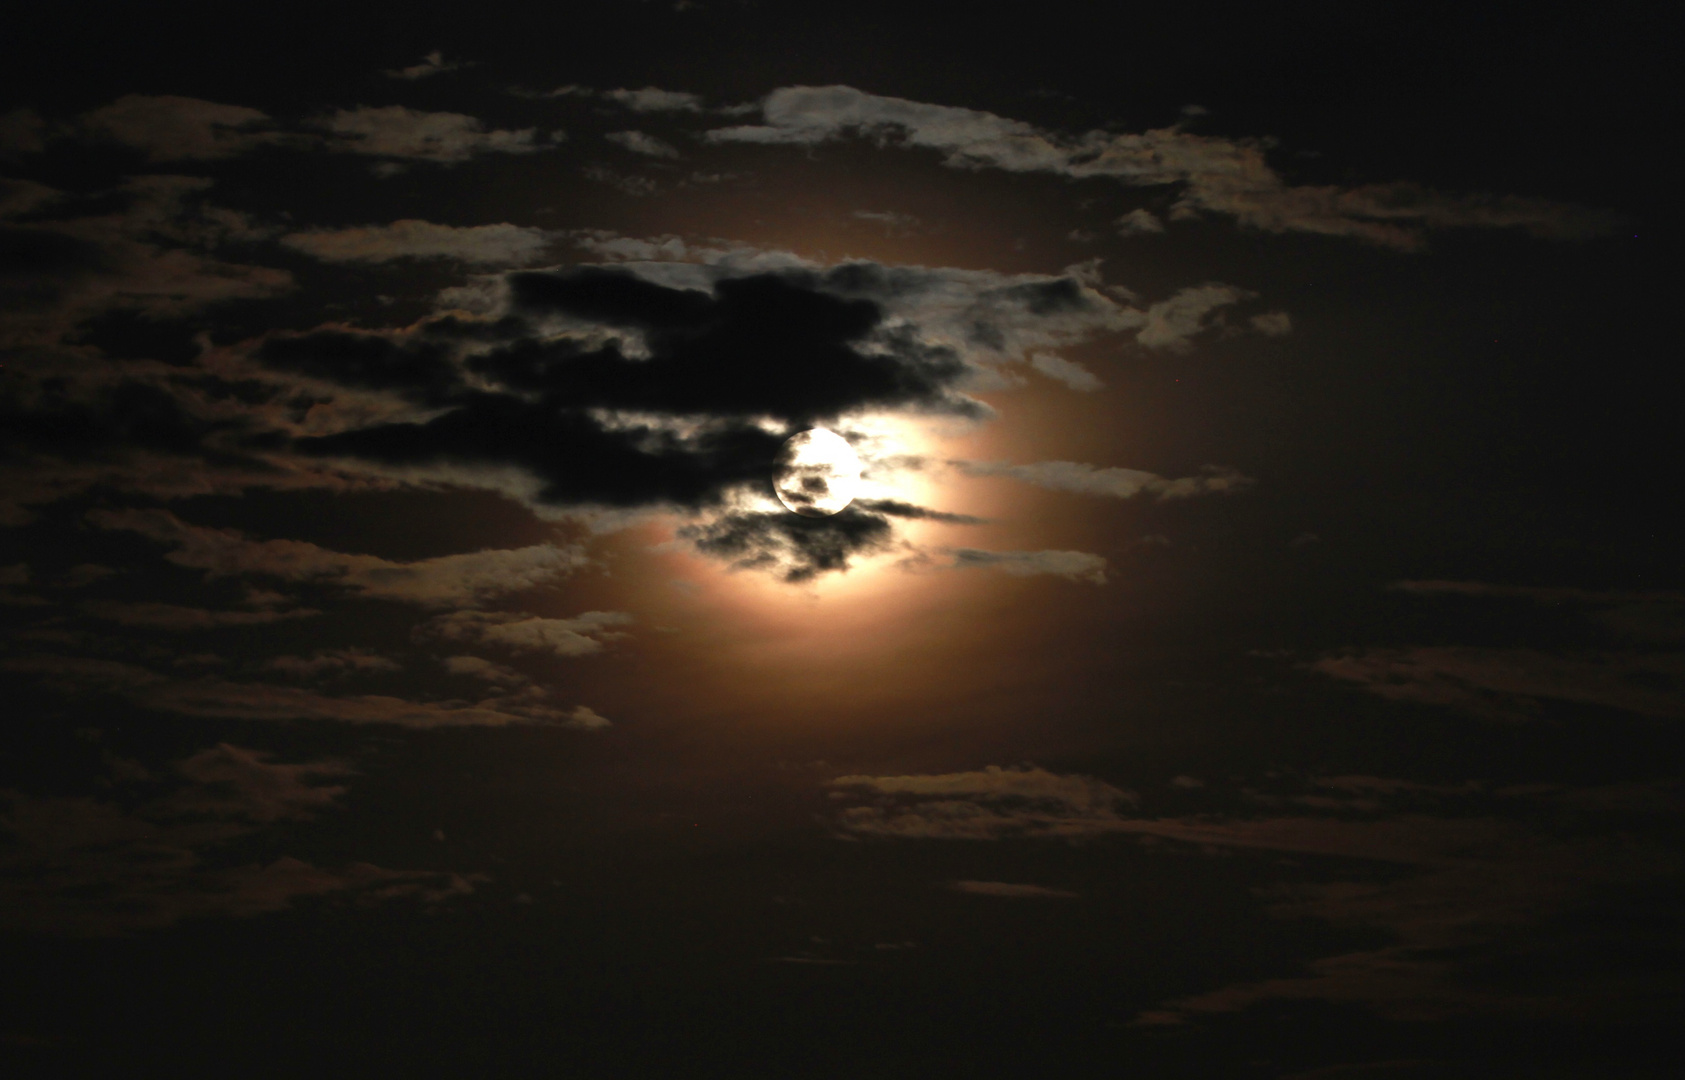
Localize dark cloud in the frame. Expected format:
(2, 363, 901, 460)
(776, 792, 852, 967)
(678, 507, 895, 582)
(853, 498, 984, 524)
(275, 267, 984, 518)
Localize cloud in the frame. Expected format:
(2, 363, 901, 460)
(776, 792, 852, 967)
(383, 50, 468, 80)
(0, 175, 292, 346)
(442, 654, 528, 685)
(78, 95, 288, 160)
(947, 547, 1108, 583)
(1389, 579, 1685, 606)
(1129, 791, 1685, 1024)
(828, 765, 1138, 839)
(1136, 283, 1256, 349)
(0, 744, 476, 935)
(82, 600, 322, 630)
(678, 508, 895, 582)
(951, 880, 1079, 898)
(1028, 353, 1102, 391)
(0, 108, 47, 155)
(278, 266, 990, 523)
(164, 743, 353, 821)
(416, 609, 632, 657)
(1249, 310, 1292, 336)
(1312, 647, 1685, 721)
(603, 87, 706, 113)
(562, 705, 612, 730)
(319, 106, 553, 163)
(1115, 208, 1165, 235)
(605, 130, 680, 158)
(958, 459, 1253, 500)
(281, 220, 555, 266)
(86, 508, 586, 609)
(1, 653, 587, 728)
(263, 649, 401, 680)
(705, 86, 1615, 248)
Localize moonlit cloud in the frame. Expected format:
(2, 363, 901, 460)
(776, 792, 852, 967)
(605, 130, 681, 158)
(957, 460, 1253, 500)
(706, 85, 1617, 248)
(319, 105, 555, 163)
(829, 765, 1137, 839)
(947, 548, 1109, 583)
(281, 220, 556, 265)
(415, 609, 633, 658)
(78, 95, 288, 160)
(86, 508, 587, 609)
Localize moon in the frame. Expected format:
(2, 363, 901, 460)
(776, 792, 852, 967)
(773, 428, 861, 517)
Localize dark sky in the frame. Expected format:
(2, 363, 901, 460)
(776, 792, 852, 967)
(2, 3, 1679, 1077)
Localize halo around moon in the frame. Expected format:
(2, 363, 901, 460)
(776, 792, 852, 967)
(773, 428, 861, 517)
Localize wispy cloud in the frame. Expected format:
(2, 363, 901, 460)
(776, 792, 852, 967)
(706, 86, 1617, 249)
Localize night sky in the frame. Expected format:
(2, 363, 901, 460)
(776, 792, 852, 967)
(2, 3, 1679, 1077)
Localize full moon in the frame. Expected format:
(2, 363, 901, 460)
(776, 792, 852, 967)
(773, 428, 861, 517)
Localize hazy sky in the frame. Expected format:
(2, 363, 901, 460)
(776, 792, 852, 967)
(1, 3, 1677, 1077)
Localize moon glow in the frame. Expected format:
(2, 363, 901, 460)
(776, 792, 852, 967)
(773, 428, 862, 517)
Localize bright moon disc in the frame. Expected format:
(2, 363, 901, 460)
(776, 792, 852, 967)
(773, 428, 861, 517)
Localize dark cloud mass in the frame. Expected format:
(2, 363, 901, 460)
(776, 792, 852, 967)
(274, 266, 983, 513)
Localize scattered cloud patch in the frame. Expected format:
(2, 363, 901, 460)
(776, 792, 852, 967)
(416, 609, 633, 657)
(0, 744, 475, 934)
(281, 220, 555, 266)
(1028, 352, 1102, 391)
(706, 86, 1615, 248)
(604, 87, 705, 113)
(605, 130, 680, 158)
(1313, 647, 1685, 721)
(79, 95, 288, 161)
(958, 460, 1252, 500)
(1116, 208, 1165, 235)
(947, 547, 1108, 583)
(87, 508, 586, 609)
(829, 765, 1138, 839)
(319, 106, 554, 164)
(383, 51, 469, 80)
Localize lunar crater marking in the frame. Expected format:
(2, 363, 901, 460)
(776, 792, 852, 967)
(773, 428, 862, 517)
